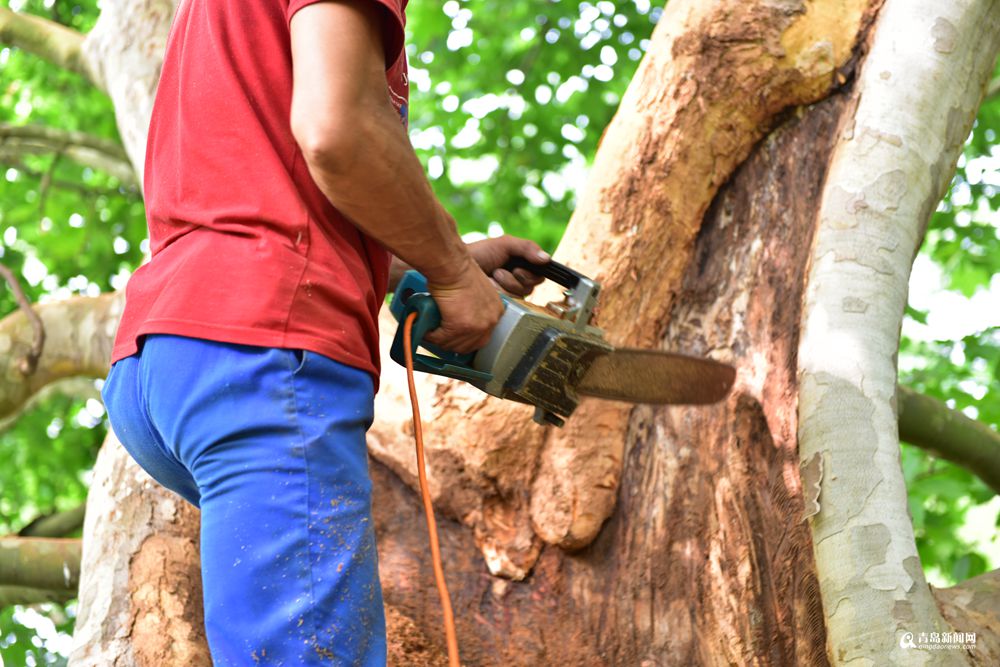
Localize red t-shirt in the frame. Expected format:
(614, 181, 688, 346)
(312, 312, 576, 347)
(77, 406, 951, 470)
(111, 0, 409, 384)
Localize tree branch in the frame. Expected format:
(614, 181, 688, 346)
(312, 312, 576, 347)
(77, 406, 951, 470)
(0, 537, 80, 591)
(0, 263, 45, 376)
(2, 156, 140, 198)
(18, 505, 86, 538)
(0, 7, 98, 89)
(0, 291, 122, 421)
(0, 585, 75, 607)
(0, 376, 101, 434)
(987, 76, 1000, 103)
(796, 0, 1000, 658)
(0, 123, 137, 187)
(898, 386, 1000, 495)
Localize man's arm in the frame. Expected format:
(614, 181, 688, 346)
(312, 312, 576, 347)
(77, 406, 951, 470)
(290, 0, 510, 353)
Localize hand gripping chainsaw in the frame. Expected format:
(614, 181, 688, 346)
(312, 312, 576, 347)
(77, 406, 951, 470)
(389, 258, 736, 427)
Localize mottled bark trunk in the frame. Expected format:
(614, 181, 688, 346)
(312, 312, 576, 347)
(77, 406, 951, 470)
(797, 0, 1000, 664)
(71, 437, 209, 666)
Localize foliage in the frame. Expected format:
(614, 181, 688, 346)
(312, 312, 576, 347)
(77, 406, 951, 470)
(406, 0, 661, 248)
(0, 0, 997, 662)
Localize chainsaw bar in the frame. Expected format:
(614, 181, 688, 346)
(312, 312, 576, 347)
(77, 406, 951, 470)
(577, 348, 735, 405)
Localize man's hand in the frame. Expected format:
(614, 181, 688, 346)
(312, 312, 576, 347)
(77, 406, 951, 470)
(466, 236, 549, 297)
(389, 236, 550, 293)
(423, 258, 504, 353)
(421, 236, 550, 353)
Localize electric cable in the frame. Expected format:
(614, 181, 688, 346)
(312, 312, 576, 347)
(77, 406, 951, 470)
(403, 311, 461, 667)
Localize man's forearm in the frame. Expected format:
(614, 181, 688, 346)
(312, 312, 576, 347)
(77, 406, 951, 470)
(297, 100, 474, 289)
(387, 256, 411, 292)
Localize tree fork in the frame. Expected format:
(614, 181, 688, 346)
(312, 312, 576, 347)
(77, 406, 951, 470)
(370, 0, 885, 577)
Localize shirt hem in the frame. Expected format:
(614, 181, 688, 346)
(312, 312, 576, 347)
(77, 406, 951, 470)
(111, 319, 381, 391)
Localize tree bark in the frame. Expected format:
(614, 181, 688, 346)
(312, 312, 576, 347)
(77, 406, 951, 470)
(370, 0, 881, 580)
(369, 72, 850, 667)
(70, 436, 208, 667)
(935, 570, 1000, 664)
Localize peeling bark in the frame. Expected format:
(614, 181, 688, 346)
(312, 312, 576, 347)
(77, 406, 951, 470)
(371, 75, 852, 666)
(70, 435, 207, 667)
(373, 0, 882, 577)
(797, 0, 1000, 664)
(935, 570, 1000, 665)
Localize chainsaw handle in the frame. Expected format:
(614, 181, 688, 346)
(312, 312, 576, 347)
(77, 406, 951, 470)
(501, 256, 584, 289)
(389, 281, 493, 385)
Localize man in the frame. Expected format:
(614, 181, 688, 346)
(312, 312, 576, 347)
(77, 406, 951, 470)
(101, 0, 549, 664)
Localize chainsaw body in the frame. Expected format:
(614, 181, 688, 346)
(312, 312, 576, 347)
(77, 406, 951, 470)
(389, 258, 735, 427)
(390, 259, 608, 426)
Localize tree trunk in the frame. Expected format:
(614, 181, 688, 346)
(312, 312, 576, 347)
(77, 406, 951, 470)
(372, 73, 847, 667)
(797, 1, 1000, 664)
(4, 0, 985, 664)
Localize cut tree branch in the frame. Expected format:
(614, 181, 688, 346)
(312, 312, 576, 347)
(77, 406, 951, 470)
(0, 7, 98, 89)
(0, 537, 80, 591)
(18, 505, 86, 538)
(898, 385, 1000, 495)
(0, 123, 137, 187)
(0, 262, 45, 376)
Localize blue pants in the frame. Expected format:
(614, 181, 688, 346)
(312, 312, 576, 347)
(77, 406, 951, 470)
(102, 334, 386, 665)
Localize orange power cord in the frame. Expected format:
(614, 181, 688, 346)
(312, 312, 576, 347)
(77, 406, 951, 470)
(403, 312, 461, 667)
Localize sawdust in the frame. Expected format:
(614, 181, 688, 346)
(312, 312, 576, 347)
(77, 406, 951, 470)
(386, 606, 448, 667)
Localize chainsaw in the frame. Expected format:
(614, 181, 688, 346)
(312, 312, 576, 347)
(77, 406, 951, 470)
(389, 257, 735, 427)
